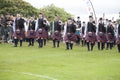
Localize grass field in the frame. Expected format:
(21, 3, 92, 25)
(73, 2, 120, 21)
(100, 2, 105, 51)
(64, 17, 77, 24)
(0, 41, 120, 80)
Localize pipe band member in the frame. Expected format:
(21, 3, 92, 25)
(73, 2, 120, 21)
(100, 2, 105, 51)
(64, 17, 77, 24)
(106, 20, 115, 50)
(64, 18, 77, 50)
(52, 15, 62, 48)
(27, 16, 36, 47)
(36, 13, 48, 48)
(97, 18, 107, 50)
(85, 16, 96, 51)
(13, 13, 26, 47)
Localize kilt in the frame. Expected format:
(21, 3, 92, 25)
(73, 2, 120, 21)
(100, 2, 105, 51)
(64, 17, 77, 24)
(97, 32, 107, 42)
(36, 28, 48, 39)
(27, 30, 36, 38)
(13, 29, 25, 39)
(85, 32, 96, 42)
(64, 33, 77, 42)
(52, 31, 62, 40)
(116, 35, 120, 44)
(106, 33, 115, 42)
(44, 29, 48, 39)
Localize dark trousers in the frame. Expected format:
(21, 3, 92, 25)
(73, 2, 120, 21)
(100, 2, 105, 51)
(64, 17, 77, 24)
(14, 39, 23, 47)
(28, 38, 34, 46)
(76, 36, 80, 45)
(66, 42, 73, 50)
(98, 42, 105, 50)
(87, 42, 95, 51)
(38, 39, 43, 48)
(106, 42, 113, 50)
(43, 39, 46, 46)
(117, 44, 120, 53)
(82, 39, 86, 47)
(53, 39, 60, 48)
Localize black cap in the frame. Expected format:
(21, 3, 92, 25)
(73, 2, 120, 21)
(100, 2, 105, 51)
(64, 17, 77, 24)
(89, 16, 93, 18)
(99, 18, 102, 20)
(39, 13, 43, 15)
(106, 19, 108, 21)
(109, 20, 111, 22)
(77, 16, 80, 18)
(83, 21, 85, 23)
(68, 18, 72, 20)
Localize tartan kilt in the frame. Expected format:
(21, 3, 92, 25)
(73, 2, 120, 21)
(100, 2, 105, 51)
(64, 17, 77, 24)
(36, 28, 48, 39)
(97, 32, 107, 42)
(13, 29, 25, 39)
(52, 31, 62, 40)
(43, 30, 48, 39)
(64, 33, 77, 42)
(85, 32, 96, 42)
(116, 35, 120, 44)
(26, 30, 36, 38)
(106, 33, 115, 42)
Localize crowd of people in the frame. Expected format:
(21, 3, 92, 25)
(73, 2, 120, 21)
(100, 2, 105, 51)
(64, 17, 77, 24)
(0, 13, 120, 52)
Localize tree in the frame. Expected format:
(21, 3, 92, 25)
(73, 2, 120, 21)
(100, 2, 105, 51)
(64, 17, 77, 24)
(39, 4, 73, 22)
(0, 0, 39, 17)
(0, 0, 72, 22)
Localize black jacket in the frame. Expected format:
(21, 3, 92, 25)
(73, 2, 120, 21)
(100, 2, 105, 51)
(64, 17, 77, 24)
(28, 20, 35, 30)
(87, 22, 96, 32)
(54, 21, 61, 32)
(98, 23, 106, 33)
(66, 23, 76, 33)
(15, 18, 25, 29)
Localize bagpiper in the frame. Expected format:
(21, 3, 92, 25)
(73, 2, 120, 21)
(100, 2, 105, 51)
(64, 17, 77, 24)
(64, 18, 76, 50)
(26, 16, 36, 46)
(13, 13, 26, 47)
(52, 15, 62, 48)
(35, 13, 48, 48)
(85, 16, 96, 51)
(106, 20, 115, 50)
(96, 18, 107, 50)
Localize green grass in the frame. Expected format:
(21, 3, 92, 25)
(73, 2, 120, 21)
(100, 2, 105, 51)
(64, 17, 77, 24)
(0, 41, 120, 80)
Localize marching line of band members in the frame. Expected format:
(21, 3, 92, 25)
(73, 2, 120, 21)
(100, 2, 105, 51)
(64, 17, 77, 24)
(0, 13, 120, 52)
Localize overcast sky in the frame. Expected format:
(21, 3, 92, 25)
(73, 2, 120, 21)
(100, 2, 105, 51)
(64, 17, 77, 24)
(24, 0, 120, 21)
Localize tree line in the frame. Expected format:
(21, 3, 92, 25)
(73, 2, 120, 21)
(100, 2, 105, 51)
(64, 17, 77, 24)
(0, 0, 72, 22)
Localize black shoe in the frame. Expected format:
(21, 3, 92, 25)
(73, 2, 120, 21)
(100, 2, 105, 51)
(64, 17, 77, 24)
(101, 48, 104, 50)
(70, 46, 72, 50)
(66, 48, 69, 50)
(14, 45, 17, 47)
